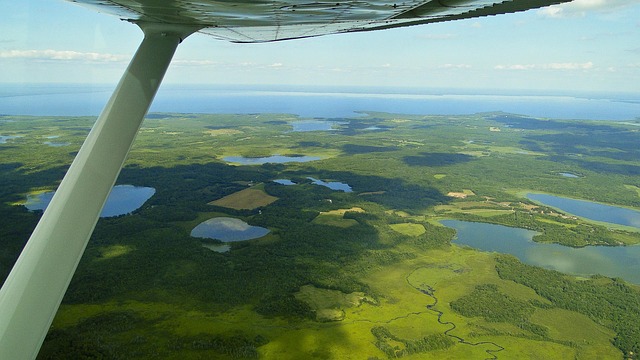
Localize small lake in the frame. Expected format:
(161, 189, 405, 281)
(0, 135, 20, 144)
(289, 119, 347, 132)
(24, 185, 155, 217)
(527, 193, 640, 228)
(442, 219, 640, 284)
(191, 217, 269, 242)
(559, 172, 580, 178)
(44, 141, 71, 147)
(201, 243, 231, 253)
(273, 179, 296, 185)
(224, 154, 320, 165)
(307, 177, 353, 192)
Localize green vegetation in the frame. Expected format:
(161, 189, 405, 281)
(371, 326, 456, 358)
(496, 255, 640, 358)
(390, 222, 426, 236)
(209, 184, 279, 210)
(1, 110, 639, 359)
(450, 284, 547, 338)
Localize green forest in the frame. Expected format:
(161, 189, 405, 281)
(1, 110, 639, 359)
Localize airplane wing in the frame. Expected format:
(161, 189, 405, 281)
(72, 0, 572, 43)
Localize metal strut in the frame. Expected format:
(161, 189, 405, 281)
(0, 23, 196, 359)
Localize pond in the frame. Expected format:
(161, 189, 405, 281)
(0, 135, 20, 144)
(273, 179, 296, 185)
(559, 172, 580, 178)
(191, 217, 269, 242)
(224, 154, 320, 165)
(44, 141, 71, 147)
(24, 185, 155, 217)
(307, 177, 353, 192)
(201, 243, 231, 253)
(289, 119, 347, 132)
(527, 193, 640, 228)
(441, 219, 640, 284)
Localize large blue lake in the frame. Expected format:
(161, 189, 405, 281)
(25, 185, 155, 217)
(1, 84, 639, 120)
(442, 219, 640, 284)
(527, 193, 640, 229)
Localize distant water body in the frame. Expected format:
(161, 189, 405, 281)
(1, 84, 639, 120)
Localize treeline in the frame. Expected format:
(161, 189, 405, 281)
(38, 310, 268, 359)
(371, 326, 455, 358)
(495, 255, 640, 358)
(450, 284, 548, 339)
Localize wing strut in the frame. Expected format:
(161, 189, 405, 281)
(0, 23, 197, 359)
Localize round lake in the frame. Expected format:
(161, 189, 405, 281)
(442, 219, 640, 284)
(24, 185, 155, 217)
(191, 217, 269, 242)
(527, 193, 640, 228)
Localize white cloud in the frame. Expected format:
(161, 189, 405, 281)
(494, 64, 536, 70)
(173, 59, 216, 66)
(538, 0, 637, 18)
(539, 6, 564, 18)
(439, 63, 472, 69)
(0, 49, 127, 62)
(495, 62, 594, 70)
(545, 62, 594, 70)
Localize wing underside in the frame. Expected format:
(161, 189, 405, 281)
(70, 0, 572, 42)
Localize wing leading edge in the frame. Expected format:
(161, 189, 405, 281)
(69, 0, 573, 42)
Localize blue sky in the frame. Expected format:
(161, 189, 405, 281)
(2, 0, 639, 93)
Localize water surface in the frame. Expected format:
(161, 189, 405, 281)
(527, 193, 640, 228)
(191, 217, 269, 241)
(0, 135, 20, 144)
(307, 177, 353, 192)
(442, 219, 640, 284)
(289, 120, 347, 132)
(273, 179, 296, 185)
(2, 84, 639, 120)
(25, 185, 155, 217)
(224, 155, 320, 165)
(44, 141, 70, 147)
(201, 243, 231, 253)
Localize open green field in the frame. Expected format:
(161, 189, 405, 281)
(1, 111, 640, 359)
(209, 185, 279, 210)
